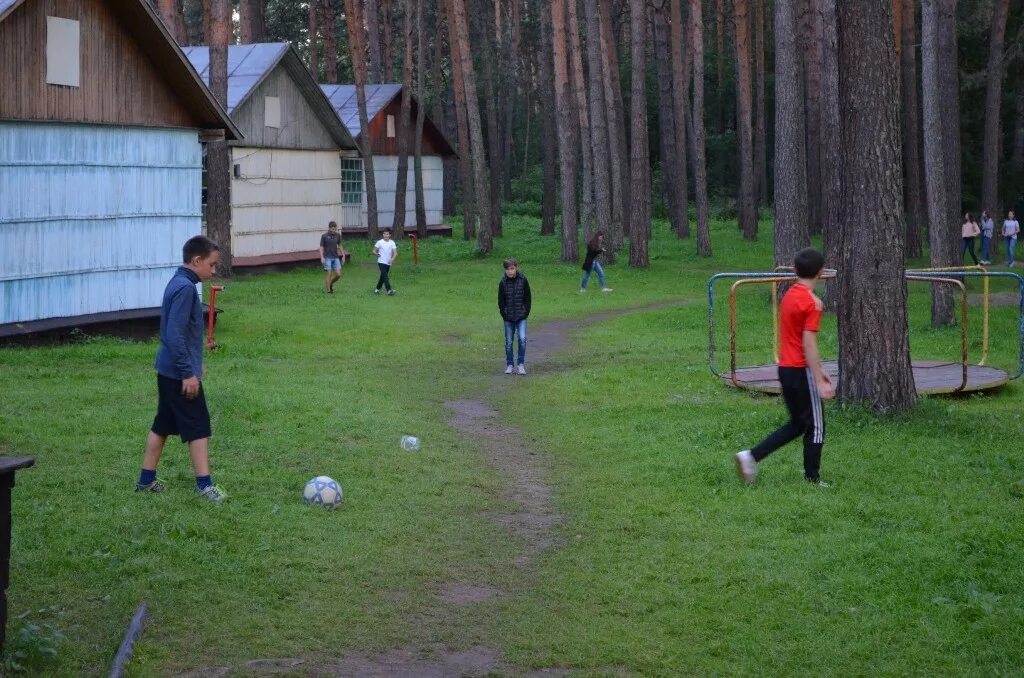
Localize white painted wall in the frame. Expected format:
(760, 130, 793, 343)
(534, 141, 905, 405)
(365, 155, 444, 229)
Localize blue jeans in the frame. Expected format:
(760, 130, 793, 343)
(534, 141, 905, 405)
(504, 319, 527, 366)
(980, 235, 991, 262)
(580, 261, 606, 289)
(1007, 237, 1018, 266)
(323, 256, 342, 271)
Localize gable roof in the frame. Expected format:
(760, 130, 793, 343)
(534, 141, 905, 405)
(0, 0, 240, 139)
(320, 84, 456, 156)
(183, 43, 355, 150)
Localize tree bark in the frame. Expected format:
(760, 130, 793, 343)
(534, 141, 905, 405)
(567, 0, 595, 242)
(382, 0, 394, 79)
(628, 0, 651, 266)
(552, 0, 579, 261)
(448, 0, 475, 239)
(413, 0, 427, 236)
(158, 0, 188, 44)
(753, 0, 768, 205)
(539, 0, 558, 236)
(477, 4, 504, 238)
(922, 0, 956, 325)
(365, 0, 385, 82)
(716, 0, 726, 133)
(669, 0, 691, 238)
(836, 0, 915, 413)
(323, 0, 338, 82)
(818, 0, 841, 310)
(239, 0, 264, 43)
(345, 0, 380, 240)
(653, 2, 685, 239)
(392, 0, 414, 236)
(981, 0, 1009, 221)
(450, 0, 493, 252)
(734, 0, 758, 240)
(1014, 83, 1024, 175)
(801, 0, 822, 236)
(900, 0, 924, 258)
(939, 0, 960, 219)
(774, 0, 810, 266)
(583, 0, 613, 246)
(599, 0, 628, 255)
(689, 0, 711, 256)
(308, 1, 320, 78)
(207, 0, 232, 276)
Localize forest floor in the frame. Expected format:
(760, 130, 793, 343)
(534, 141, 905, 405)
(2, 215, 1023, 675)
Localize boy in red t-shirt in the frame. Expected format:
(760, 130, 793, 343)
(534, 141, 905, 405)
(735, 247, 835, 486)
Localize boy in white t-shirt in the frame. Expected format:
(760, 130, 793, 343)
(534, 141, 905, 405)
(373, 228, 398, 295)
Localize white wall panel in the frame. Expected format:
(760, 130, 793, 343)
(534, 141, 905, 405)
(364, 155, 444, 228)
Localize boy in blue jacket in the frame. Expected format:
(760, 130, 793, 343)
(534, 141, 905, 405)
(135, 236, 226, 503)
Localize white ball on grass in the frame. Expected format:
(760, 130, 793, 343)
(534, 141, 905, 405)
(303, 475, 343, 509)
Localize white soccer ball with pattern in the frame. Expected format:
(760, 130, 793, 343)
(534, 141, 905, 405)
(303, 476, 343, 509)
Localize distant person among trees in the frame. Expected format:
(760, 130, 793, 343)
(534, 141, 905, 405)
(961, 213, 981, 265)
(980, 211, 995, 265)
(1004, 211, 1020, 267)
(734, 247, 834, 487)
(373, 228, 398, 295)
(498, 258, 532, 375)
(580, 231, 613, 293)
(319, 221, 347, 294)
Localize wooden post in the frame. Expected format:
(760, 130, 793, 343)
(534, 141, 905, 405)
(0, 456, 35, 652)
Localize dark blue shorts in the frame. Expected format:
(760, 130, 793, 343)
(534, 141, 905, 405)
(152, 374, 212, 443)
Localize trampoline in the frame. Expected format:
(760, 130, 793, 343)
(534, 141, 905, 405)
(707, 267, 1024, 396)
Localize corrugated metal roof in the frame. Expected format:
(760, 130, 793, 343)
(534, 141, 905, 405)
(320, 84, 403, 137)
(0, 0, 19, 19)
(182, 43, 290, 114)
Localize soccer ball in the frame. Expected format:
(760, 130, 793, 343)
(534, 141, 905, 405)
(303, 476, 343, 509)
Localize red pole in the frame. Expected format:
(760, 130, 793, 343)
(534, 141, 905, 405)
(206, 285, 224, 350)
(410, 234, 419, 266)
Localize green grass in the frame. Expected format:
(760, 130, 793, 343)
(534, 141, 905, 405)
(1, 216, 1022, 675)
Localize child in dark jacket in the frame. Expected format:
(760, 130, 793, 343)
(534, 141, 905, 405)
(498, 258, 532, 375)
(580, 231, 612, 293)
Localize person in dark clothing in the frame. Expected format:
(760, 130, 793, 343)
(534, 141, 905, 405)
(319, 221, 347, 294)
(136, 235, 226, 503)
(580, 231, 613, 293)
(497, 258, 532, 375)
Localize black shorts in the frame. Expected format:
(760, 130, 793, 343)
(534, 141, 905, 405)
(152, 374, 212, 443)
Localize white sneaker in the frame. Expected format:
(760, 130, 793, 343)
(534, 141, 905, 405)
(806, 478, 832, 488)
(505, 365, 514, 375)
(579, 288, 587, 293)
(516, 364, 526, 375)
(601, 287, 613, 293)
(734, 450, 757, 484)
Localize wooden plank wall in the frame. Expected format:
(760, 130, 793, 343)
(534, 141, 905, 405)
(0, 0, 196, 128)
(367, 96, 450, 157)
(230, 65, 338, 151)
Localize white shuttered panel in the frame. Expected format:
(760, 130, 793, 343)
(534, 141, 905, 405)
(366, 155, 444, 228)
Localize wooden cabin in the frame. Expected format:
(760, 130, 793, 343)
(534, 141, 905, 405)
(0, 0, 239, 339)
(320, 84, 456, 236)
(183, 43, 359, 267)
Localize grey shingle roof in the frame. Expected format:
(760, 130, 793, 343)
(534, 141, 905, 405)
(181, 43, 290, 114)
(319, 84, 403, 137)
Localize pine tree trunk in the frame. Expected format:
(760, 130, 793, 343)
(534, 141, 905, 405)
(432, 14, 454, 216)
(583, 0, 613, 246)
(478, 11, 504, 238)
(567, 0, 595, 242)
(940, 1, 960, 218)
(836, 0, 915, 413)
(734, 0, 758, 240)
(653, 3, 684, 239)
(539, 0, 558, 236)
(753, 0, 768, 205)
(308, 1, 320, 77)
(689, 0, 712, 256)
(981, 0, 1009, 221)
(448, 0, 475, 239)
(207, 0, 232, 276)
(158, 0, 188, 43)
(818, 0, 842, 310)
(1014, 84, 1024, 175)
(450, 0, 493, 252)
(922, 0, 956, 326)
(392, 0, 414, 236)
(365, 0, 385, 82)
(345, 0, 380, 240)
(628, 0, 651, 267)
(599, 0, 628, 255)
(413, 0, 427, 236)
(239, 0, 264, 43)
(901, 0, 924, 258)
(669, 0, 690, 238)
(716, 0, 726, 133)
(802, 0, 822, 236)
(552, 0, 579, 261)
(774, 0, 810, 266)
(382, 0, 394, 79)
(323, 0, 338, 82)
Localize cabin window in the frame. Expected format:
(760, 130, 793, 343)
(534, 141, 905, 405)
(341, 158, 364, 205)
(46, 17, 80, 87)
(264, 96, 281, 128)
(386, 115, 396, 138)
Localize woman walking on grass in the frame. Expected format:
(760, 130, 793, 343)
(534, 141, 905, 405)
(580, 231, 613, 293)
(961, 213, 980, 265)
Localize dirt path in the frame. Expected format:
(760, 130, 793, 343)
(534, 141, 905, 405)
(182, 302, 681, 677)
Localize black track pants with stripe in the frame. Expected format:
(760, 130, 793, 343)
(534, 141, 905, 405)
(751, 366, 825, 480)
